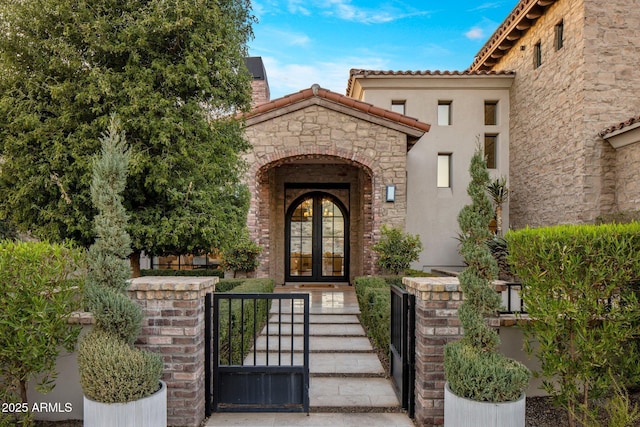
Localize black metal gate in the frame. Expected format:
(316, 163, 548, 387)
(390, 284, 415, 417)
(205, 292, 310, 415)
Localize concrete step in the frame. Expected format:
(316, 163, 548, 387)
(242, 352, 384, 376)
(252, 335, 372, 352)
(310, 377, 401, 408)
(205, 412, 415, 427)
(261, 322, 365, 336)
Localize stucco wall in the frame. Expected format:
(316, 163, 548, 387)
(353, 75, 512, 271)
(243, 103, 409, 283)
(615, 142, 640, 211)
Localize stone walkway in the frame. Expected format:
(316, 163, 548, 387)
(205, 284, 415, 427)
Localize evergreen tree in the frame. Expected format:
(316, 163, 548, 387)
(79, 117, 162, 403)
(443, 145, 529, 403)
(0, 0, 254, 264)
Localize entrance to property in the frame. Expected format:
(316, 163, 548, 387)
(205, 292, 310, 414)
(390, 284, 415, 417)
(285, 191, 349, 282)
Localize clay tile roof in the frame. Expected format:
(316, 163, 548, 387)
(244, 84, 431, 134)
(346, 69, 516, 96)
(469, 0, 558, 71)
(599, 114, 640, 138)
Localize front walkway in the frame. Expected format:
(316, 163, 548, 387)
(205, 284, 414, 427)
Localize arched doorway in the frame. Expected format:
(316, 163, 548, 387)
(285, 192, 349, 282)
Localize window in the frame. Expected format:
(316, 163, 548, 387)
(555, 20, 564, 50)
(437, 154, 452, 188)
(438, 101, 452, 126)
(391, 101, 406, 115)
(534, 41, 542, 68)
(484, 101, 498, 125)
(484, 134, 497, 169)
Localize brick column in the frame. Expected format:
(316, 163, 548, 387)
(403, 277, 463, 427)
(128, 277, 217, 427)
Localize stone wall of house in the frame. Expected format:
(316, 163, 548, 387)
(492, 0, 624, 227)
(583, 0, 640, 214)
(243, 103, 408, 283)
(615, 142, 640, 211)
(249, 79, 269, 108)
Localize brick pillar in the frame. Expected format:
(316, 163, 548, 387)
(403, 277, 464, 427)
(128, 276, 217, 427)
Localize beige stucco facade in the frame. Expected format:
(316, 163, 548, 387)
(348, 72, 513, 270)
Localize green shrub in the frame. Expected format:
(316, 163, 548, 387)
(0, 240, 85, 415)
(354, 276, 388, 309)
(354, 277, 391, 355)
(216, 278, 247, 293)
(216, 278, 275, 364)
(85, 285, 143, 345)
(444, 342, 530, 402)
(507, 222, 640, 425)
(140, 268, 224, 278)
(372, 225, 423, 275)
(78, 330, 163, 403)
(221, 237, 262, 277)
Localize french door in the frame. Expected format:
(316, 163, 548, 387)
(285, 192, 348, 282)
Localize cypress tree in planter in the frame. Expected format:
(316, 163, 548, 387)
(443, 146, 530, 426)
(77, 117, 165, 427)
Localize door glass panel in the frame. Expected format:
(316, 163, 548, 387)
(289, 198, 313, 277)
(321, 198, 344, 277)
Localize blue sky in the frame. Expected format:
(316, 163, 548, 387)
(248, 0, 520, 99)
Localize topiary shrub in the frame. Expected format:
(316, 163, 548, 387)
(85, 285, 143, 345)
(444, 145, 530, 403)
(78, 330, 163, 403)
(372, 225, 423, 275)
(78, 117, 163, 404)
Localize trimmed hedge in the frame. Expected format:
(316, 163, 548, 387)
(216, 278, 275, 365)
(507, 222, 640, 423)
(354, 277, 391, 356)
(140, 268, 224, 278)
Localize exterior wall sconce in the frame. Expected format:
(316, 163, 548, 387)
(385, 185, 396, 202)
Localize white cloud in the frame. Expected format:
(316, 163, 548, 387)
(288, 0, 311, 16)
(468, 2, 502, 12)
(465, 26, 485, 40)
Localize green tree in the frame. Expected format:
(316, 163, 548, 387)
(0, 0, 255, 268)
(444, 145, 529, 403)
(0, 240, 85, 426)
(78, 117, 162, 404)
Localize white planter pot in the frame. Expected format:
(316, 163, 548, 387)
(444, 382, 525, 427)
(83, 381, 167, 427)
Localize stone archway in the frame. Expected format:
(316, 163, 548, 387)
(249, 153, 375, 285)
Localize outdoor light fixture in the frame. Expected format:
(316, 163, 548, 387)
(385, 185, 396, 202)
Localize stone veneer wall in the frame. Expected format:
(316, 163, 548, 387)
(491, 0, 625, 227)
(615, 142, 640, 211)
(403, 276, 503, 427)
(244, 104, 408, 282)
(128, 276, 216, 427)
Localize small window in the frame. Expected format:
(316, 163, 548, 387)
(534, 41, 542, 68)
(484, 134, 497, 169)
(391, 101, 406, 115)
(484, 101, 498, 125)
(438, 101, 452, 126)
(555, 20, 564, 51)
(437, 154, 452, 188)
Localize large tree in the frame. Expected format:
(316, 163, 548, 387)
(0, 0, 254, 268)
